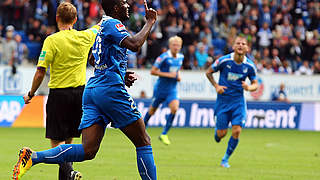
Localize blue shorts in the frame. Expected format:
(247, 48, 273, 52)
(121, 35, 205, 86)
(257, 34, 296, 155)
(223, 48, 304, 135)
(79, 84, 141, 130)
(214, 98, 247, 130)
(151, 90, 178, 108)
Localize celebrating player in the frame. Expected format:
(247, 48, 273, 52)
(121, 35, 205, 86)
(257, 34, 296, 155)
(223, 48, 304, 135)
(144, 36, 184, 145)
(18, 2, 100, 180)
(12, 0, 157, 180)
(205, 36, 258, 168)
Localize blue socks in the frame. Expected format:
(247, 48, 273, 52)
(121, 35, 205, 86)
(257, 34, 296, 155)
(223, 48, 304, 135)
(136, 145, 157, 180)
(222, 136, 239, 161)
(161, 113, 175, 135)
(32, 144, 85, 165)
(144, 112, 151, 127)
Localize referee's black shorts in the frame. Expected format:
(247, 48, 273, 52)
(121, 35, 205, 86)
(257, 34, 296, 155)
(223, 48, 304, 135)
(46, 85, 84, 141)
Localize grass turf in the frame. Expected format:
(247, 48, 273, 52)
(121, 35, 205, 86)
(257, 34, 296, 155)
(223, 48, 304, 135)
(1, 127, 319, 180)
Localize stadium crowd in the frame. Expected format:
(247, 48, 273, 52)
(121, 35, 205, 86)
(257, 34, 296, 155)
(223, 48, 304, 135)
(0, 0, 319, 74)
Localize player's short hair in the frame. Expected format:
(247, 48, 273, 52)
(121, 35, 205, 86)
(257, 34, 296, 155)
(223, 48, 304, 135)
(57, 2, 77, 25)
(233, 35, 248, 45)
(169, 36, 183, 45)
(101, 0, 119, 16)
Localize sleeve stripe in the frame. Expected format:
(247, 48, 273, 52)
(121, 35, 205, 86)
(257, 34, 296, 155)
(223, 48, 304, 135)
(119, 34, 129, 46)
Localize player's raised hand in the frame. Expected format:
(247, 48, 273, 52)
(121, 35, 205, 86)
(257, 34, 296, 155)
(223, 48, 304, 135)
(144, 0, 157, 23)
(242, 81, 249, 91)
(215, 85, 227, 94)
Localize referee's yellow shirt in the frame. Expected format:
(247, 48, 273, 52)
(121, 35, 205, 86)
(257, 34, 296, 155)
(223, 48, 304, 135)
(37, 25, 99, 89)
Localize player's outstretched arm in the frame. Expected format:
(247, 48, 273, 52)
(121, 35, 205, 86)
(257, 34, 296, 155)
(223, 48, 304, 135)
(205, 66, 227, 94)
(121, 0, 157, 52)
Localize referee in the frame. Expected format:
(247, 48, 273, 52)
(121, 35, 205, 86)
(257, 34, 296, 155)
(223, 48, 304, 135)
(23, 2, 100, 180)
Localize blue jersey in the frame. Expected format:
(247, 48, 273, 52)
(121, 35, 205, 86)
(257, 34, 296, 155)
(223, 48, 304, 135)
(87, 16, 130, 88)
(153, 50, 184, 93)
(212, 52, 257, 100)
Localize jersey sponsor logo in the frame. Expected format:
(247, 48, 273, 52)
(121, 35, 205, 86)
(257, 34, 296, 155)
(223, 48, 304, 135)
(39, 51, 46, 61)
(115, 23, 126, 31)
(227, 72, 242, 81)
(169, 66, 179, 72)
(95, 64, 108, 70)
(214, 59, 219, 66)
(155, 57, 162, 63)
(243, 67, 248, 73)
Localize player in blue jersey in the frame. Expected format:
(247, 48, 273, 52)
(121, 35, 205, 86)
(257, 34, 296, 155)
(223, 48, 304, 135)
(13, 0, 158, 179)
(205, 36, 258, 168)
(144, 36, 184, 145)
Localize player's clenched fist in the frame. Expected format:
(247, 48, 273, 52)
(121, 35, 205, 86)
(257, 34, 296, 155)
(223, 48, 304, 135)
(144, 0, 157, 23)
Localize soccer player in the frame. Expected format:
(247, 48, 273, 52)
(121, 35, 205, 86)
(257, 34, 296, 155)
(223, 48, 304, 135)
(13, 0, 157, 180)
(205, 36, 258, 168)
(144, 36, 184, 145)
(18, 2, 100, 180)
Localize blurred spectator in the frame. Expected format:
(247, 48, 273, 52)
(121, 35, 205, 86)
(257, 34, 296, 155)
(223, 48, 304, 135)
(166, 17, 183, 38)
(261, 62, 273, 74)
(146, 31, 162, 66)
(177, 21, 194, 49)
(14, 34, 28, 65)
(271, 83, 289, 102)
(257, 22, 272, 50)
(271, 59, 279, 73)
(218, 18, 230, 40)
(0, 25, 17, 65)
(261, 48, 271, 63)
(195, 42, 208, 69)
(0, 0, 318, 73)
(279, 60, 292, 74)
(313, 61, 320, 74)
(294, 19, 306, 41)
(128, 4, 145, 33)
(295, 60, 313, 75)
(183, 44, 198, 70)
(27, 18, 42, 42)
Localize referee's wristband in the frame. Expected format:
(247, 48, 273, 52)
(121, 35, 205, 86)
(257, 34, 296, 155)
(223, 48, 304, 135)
(28, 91, 34, 99)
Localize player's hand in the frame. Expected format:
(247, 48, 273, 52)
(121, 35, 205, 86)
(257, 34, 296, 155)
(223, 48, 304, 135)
(176, 71, 181, 82)
(242, 81, 249, 91)
(215, 85, 227, 94)
(23, 92, 34, 104)
(125, 71, 138, 88)
(144, 0, 157, 23)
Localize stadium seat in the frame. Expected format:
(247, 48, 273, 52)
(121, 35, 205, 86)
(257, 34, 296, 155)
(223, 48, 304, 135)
(212, 38, 226, 51)
(26, 42, 42, 60)
(15, 30, 29, 43)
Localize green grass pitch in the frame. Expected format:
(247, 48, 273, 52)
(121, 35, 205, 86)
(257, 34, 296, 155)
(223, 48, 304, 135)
(1, 127, 319, 180)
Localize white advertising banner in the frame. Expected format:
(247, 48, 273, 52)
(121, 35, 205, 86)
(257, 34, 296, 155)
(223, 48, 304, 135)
(1, 66, 320, 102)
(126, 70, 320, 102)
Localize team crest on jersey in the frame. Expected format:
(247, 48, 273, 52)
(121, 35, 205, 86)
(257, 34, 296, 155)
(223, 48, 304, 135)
(156, 57, 162, 63)
(214, 59, 219, 66)
(115, 23, 125, 31)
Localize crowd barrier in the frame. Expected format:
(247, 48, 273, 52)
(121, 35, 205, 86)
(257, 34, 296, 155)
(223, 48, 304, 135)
(1, 66, 320, 102)
(1, 95, 319, 131)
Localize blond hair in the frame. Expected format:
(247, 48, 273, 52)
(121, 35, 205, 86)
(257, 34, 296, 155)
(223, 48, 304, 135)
(169, 36, 183, 45)
(57, 2, 77, 24)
